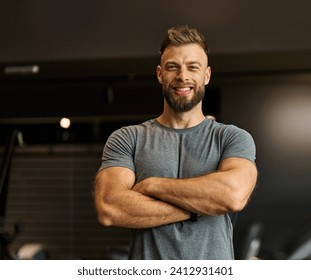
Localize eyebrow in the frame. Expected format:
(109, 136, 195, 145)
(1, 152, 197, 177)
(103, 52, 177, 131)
(164, 60, 203, 66)
(187, 61, 203, 67)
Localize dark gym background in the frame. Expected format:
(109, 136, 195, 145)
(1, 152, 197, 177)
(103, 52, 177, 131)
(1, 0, 311, 260)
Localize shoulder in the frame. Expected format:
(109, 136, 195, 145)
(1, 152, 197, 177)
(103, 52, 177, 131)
(210, 121, 256, 162)
(106, 119, 155, 143)
(113, 119, 155, 134)
(208, 120, 253, 141)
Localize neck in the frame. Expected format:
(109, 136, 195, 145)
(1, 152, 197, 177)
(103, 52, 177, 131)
(157, 104, 206, 129)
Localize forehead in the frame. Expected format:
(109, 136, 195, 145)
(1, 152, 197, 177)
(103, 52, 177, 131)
(160, 43, 208, 66)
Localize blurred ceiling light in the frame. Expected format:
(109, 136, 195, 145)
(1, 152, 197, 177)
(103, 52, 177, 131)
(60, 117, 71, 129)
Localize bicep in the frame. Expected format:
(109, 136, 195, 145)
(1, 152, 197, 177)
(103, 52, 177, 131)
(219, 157, 257, 175)
(218, 157, 258, 204)
(95, 166, 136, 204)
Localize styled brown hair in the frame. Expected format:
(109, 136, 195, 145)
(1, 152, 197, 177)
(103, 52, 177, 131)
(159, 25, 209, 57)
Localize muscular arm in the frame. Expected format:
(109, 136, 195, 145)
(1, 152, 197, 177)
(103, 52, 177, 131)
(132, 157, 258, 216)
(94, 166, 190, 228)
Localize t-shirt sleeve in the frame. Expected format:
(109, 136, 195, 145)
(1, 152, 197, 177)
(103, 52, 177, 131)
(99, 127, 136, 172)
(220, 125, 256, 163)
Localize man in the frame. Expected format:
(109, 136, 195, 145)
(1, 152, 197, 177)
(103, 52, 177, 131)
(94, 25, 257, 259)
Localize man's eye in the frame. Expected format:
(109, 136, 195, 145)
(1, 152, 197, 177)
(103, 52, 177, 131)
(189, 66, 199, 70)
(167, 65, 178, 70)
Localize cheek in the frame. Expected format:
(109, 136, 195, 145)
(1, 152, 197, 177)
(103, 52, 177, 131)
(161, 75, 174, 86)
(196, 74, 208, 86)
(193, 75, 207, 86)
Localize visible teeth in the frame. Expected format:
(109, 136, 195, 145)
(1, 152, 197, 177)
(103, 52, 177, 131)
(175, 87, 191, 91)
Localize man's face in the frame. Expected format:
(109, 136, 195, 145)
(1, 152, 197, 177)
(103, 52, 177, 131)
(157, 43, 211, 113)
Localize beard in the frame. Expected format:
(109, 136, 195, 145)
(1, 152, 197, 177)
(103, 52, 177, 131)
(163, 85, 206, 113)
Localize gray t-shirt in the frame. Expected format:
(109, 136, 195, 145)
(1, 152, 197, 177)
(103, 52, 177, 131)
(100, 118, 256, 259)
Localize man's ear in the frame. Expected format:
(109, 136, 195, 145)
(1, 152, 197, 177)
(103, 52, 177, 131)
(205, 66, 212, 85)
(156, 65, 163, 84)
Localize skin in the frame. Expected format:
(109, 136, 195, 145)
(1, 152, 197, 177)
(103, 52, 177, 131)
(157, 43, 211, 128)
(94, 43, 258, 228)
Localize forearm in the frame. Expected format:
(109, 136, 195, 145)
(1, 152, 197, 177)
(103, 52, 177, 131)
(97, 191, 189, 228)
(95, 168, 190, 228)
(134, 175, 232, 216)
(133, 158, 257, 216)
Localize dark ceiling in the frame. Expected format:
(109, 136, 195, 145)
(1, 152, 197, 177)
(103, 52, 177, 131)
(1, 0, 311, 63)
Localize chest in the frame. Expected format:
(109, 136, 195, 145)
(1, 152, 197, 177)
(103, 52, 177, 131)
(134, 131, 222, 181)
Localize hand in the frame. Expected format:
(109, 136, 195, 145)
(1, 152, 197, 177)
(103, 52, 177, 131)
(132, 177, 154, 196)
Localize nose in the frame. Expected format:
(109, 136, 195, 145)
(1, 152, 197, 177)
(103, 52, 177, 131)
(176, 66, 189, 81)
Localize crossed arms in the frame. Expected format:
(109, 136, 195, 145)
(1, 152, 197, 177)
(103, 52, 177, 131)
(94, 157, 258, 229)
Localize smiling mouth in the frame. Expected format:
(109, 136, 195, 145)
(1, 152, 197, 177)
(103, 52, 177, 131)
(173, 86, 194, 95)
